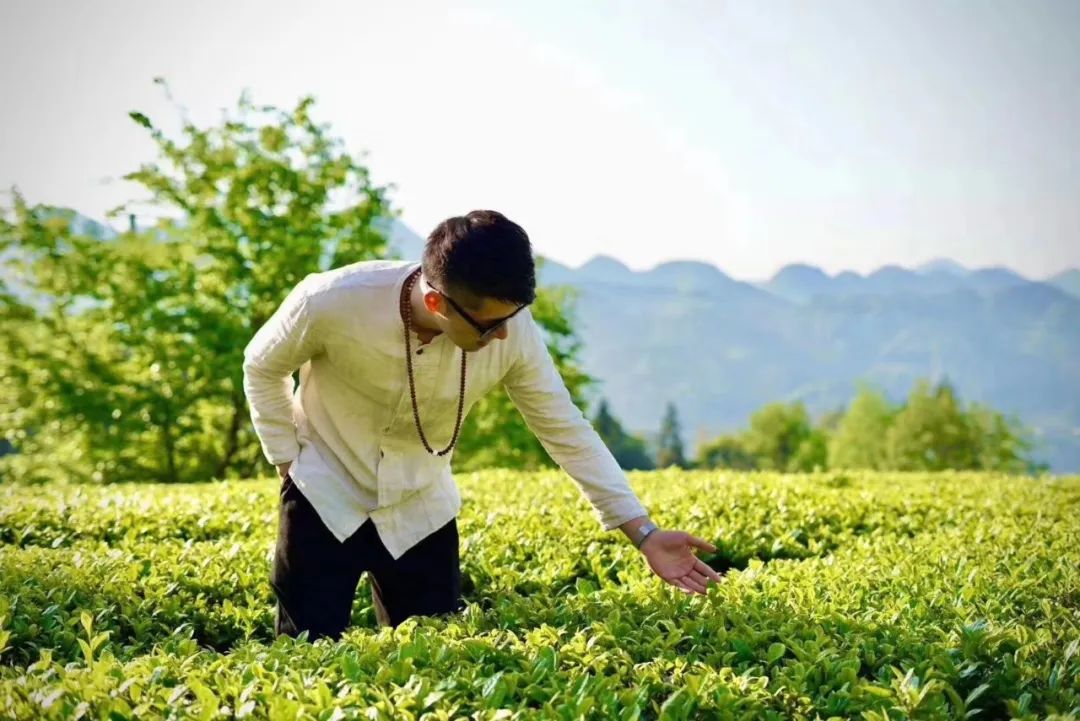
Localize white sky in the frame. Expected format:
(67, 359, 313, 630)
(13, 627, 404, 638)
(1, 0, 1077, 281)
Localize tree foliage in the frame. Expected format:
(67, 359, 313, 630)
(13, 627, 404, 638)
(695, 433, 757, 471)
(656, 401, 688, 469)
(4, 82, 396, 483)
(884, 378, 1037, 473)
(1, 81, 596, 483)
(740, 401, 828, 472)
(694, 379, 1041, 474)
(590, 398, 655, 471)
(827, 383, 897, 470)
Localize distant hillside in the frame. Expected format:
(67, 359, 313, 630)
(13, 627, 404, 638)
(757, 260, 1036, 303)
(1048, 269, 1080, 300)
(522, 254, 1080, 473)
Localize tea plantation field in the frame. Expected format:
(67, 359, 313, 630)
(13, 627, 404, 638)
(1, 469, 1078, 720)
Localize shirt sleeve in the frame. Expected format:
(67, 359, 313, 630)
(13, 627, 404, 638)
(242, 276, 323, 466)
(502, 310, 649, 531)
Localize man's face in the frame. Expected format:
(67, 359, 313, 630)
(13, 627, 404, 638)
(423, 288, 521, 352)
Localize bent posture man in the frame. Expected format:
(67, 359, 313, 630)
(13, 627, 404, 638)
(242, 210, 723, 641)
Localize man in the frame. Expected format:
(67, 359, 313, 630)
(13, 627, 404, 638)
(242, 209, 723, 641)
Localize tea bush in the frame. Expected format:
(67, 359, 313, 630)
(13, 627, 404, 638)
(1, 469, 1078, 719)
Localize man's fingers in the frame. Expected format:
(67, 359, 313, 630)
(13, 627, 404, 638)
(688, 569, 710, 587)
(670, 578, 695, 594)
(681, 574, 708, 594)
(689, 535, 717, 552)
(696, 559, 724, 583)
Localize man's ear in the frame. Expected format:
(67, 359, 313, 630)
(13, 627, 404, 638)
(423, 291, 443, 315)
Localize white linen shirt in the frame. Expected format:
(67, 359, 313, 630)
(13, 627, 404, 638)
(242, 259, 649, 560)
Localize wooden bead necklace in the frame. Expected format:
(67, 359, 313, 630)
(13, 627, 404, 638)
(400, 267, 467, 456)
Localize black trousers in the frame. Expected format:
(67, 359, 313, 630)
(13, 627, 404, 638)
(270, 473, 465, 641)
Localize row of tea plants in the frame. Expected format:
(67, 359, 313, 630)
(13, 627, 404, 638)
(1, 469, 1078, 719)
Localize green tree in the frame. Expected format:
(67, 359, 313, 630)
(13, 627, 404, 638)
(656, 401, 688, 468)
(590, 398, 655, 470)
(790, 426, 829, 472)
(967, 401, 1041, 473)
(2, 83, 395, 483)
(828, 383, 897, 469)
(885, 378, 979, 471)
(694, 433, 757, 470)
(742, 401, 826, 472)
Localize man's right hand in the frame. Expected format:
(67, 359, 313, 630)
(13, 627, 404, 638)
(276, 461, 293, 480)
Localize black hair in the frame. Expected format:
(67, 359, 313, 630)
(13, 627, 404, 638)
(421, 210, 536, 312)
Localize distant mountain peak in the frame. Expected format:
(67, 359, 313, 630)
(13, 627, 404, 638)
(650, 259, 732, 280)
(1048, 268, 1080, 300)
(771, 263, 831, 281)
(916, 258, 968, 276)
(869, 264, 911, 278)
(578, 254, 630, 270)
(652, 258, 722, 272)
(757, 263, 835, 303)
(576, 255, 634, 279)
(971, 265, 1028, 280)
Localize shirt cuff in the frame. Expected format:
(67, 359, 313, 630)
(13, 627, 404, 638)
(263, 438, 300, 467)
(599, 498, 650, 531)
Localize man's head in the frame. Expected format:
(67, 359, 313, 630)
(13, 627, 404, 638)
(420, 210, 536, 352)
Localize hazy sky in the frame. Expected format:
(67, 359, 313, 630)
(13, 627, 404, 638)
(2, 0, 1077, 280)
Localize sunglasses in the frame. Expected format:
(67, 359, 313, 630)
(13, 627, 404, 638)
(426, 280, 528, 341)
